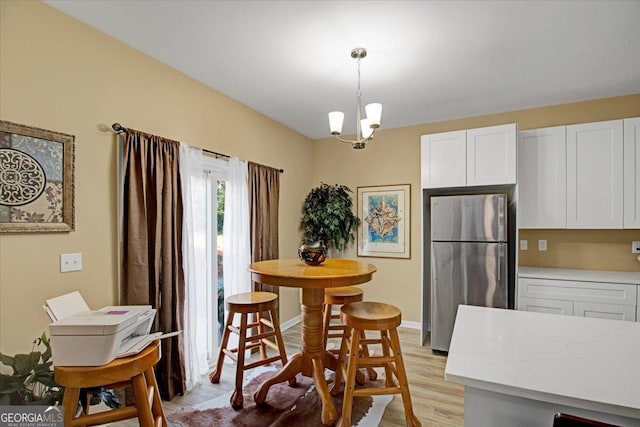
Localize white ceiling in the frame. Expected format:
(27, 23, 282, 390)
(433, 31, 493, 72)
(45, 1, 640, 140)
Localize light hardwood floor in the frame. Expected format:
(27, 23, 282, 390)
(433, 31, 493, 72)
(159, 323, 464, 427)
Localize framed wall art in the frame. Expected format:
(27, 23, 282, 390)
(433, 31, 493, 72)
(357, 184, 410, 259)
(0, 120, 75, 232)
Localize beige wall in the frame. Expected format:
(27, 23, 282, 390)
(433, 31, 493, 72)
(0, 1, 311, 355)
(518, 230, 640, 272)
(312, 94, 640, 324)
(2, 1, 640, 357)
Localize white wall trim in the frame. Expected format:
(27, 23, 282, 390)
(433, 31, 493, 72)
(280, 314, 301, 331)
(400, 320, 421, 330)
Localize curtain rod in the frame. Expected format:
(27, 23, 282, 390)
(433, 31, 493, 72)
(111, 123, 284, 173)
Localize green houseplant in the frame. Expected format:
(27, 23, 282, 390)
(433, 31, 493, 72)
(0, 333, 120, 409)
(299, 183, 360, 252)
(0, 333, 63, 405)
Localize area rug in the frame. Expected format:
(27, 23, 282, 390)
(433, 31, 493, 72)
(168, 366, 392, 427)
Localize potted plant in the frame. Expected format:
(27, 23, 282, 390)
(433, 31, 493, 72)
(0, 333, 63, 405)
(0, 333, 119, 410)
(299, 183, 360, 262)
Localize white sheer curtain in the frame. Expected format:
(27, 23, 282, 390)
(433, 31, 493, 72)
(180, 151, 250, 387)
(179, 143, 209, 391)
(223, 157, 251, 297)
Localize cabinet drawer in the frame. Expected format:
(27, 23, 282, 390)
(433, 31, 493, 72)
(574, 302, 636, 321)
(518, 297, 573, 316)
(518, 278, 636, 305)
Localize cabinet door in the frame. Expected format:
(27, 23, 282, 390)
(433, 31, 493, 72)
(421, 130, 466, 188)
(466, 124, 517, 186)
(574, 302, 635, 321)
(518, 127, 567, 228)
(518, 297, 573, 315)
(566, 120, 623, 228)
(518, 277, 636, 306)
(624, 117, 640, 228)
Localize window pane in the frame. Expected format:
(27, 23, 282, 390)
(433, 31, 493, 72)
(216, 180, 225, 344)
(190, 174, 211, 363)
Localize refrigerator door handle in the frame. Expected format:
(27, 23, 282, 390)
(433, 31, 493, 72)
(498, 244, 503, 281)
(498, 196, 505, 242)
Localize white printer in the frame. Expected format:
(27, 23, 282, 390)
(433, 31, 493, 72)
(45, 291, 173, 367)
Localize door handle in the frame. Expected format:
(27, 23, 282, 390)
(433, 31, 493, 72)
(498, 196, 505, 242)
(497, 244, 504, 281)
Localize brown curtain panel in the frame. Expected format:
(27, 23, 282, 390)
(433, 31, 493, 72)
(121, 130, 186, 400)
(248, 162, 280, 294)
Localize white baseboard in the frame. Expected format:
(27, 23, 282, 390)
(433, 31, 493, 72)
(280, 315, 301, 331)
(400, 320, 421, 330)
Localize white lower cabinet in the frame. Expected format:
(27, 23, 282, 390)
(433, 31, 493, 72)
(518, 296, 573, 315)
(573, 302, 636, 321)
(517, 268, 639, 322)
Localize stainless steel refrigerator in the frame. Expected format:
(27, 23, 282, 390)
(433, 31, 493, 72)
(430, 194, 508, 352)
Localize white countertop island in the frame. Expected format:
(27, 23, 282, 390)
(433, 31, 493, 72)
(445, 305, 640, 427)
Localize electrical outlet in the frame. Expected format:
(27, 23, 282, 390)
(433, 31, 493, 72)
(60, 253, 83, 273)
(538, 240, 547, 251)
(520, 240, 528, 251)
(632, 241, 640, 254)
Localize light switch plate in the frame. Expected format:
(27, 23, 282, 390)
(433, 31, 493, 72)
(60, 253, 82, 272)
(632, 241, 640, 254)
(538, 240, 547, 251)
(520, 240, 528, 251)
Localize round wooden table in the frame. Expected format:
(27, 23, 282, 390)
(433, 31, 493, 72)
(249, 258, 377, 426)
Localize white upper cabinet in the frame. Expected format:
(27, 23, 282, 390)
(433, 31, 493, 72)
(518, 126, 567, 228)
(566, 120, 623, 228)
(421, 124, 516, 189)
(421, 130, 466, 188)
(624, 117, 640, 228)
(466, 124, 517, 186)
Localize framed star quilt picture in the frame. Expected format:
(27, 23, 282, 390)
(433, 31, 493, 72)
(357, 184, 410, 259)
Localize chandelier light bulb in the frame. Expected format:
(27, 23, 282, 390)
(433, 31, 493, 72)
(328, 111, 344, 135)
(361, 119, 374, 139)
(365, 103, 382, 128)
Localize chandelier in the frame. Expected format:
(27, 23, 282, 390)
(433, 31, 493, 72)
(328, 47, 382, 149)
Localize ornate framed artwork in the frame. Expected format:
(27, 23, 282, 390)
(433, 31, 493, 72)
(0, 120, 75, 232)
(357, 184, 410, 259)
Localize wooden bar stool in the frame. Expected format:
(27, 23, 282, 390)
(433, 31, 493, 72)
(54, 340, 166, 427)
(209, 291, 291, 409)
(335, 301, 421, 427)
(323, 286, 377, 382)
